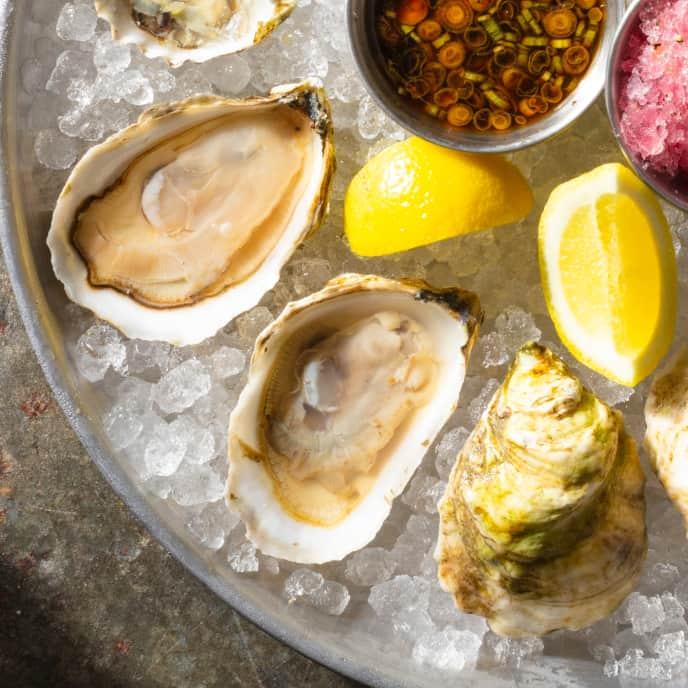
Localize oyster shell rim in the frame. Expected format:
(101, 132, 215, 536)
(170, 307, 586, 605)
(94, 0, 297, 66)
(226, 273, 483, 565)
(47, 80, 336, 346)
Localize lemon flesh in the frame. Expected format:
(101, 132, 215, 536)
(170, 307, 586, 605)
(344, 137, 533, 257)
(539, 163, 677, 387)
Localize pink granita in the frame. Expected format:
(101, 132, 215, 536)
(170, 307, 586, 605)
(618, 0, 688, 177)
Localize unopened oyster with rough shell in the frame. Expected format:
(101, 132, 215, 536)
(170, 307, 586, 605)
(48, 82, 334, 346)
(645, 347, 688, 531)
(96, 0, 295, 65)
(227, 274, 482, 564)
(436, 343, 646, 637)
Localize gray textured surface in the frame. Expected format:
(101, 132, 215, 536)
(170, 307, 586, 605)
(0, 254, 361, 688)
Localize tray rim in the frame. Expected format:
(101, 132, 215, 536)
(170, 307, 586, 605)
(0, 2, 388, 686)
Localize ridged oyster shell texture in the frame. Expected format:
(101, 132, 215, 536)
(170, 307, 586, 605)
(437, 344, 647, 637)
(24, 0, 688, 684)
(646, 348, 688, 533)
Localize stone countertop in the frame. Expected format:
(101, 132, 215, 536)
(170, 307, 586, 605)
(0, 256, 361, 688)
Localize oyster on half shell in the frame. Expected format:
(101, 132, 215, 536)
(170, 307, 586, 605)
(436, 343, 646, 637)
(226, 274, 482, 564)
(645, 347, 688, 532)
(95, 0, 295, 65)
(48, 82, 334, 346)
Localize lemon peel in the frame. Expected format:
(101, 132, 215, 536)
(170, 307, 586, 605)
(539, 163, 677, 387)
(344, 137, 533, 257)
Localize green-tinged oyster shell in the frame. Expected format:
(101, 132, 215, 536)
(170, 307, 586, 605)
(436, 343, 647, 638)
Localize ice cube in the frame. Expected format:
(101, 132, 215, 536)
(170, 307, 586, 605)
(332, 69, 365, 103)
(661, 592, 685, 621)
(125, 339, 171, 376)
(154, 359, 211, 414)
(236, 306, 273, 341)
(111, 377, 154, 416)
(495, 306, 541, 352)
(626, 593, 667, 635)
(56, 3, 97, 42)
(144, 419, 187, 477)
(260, 556, 280, 576)
(228, 542, 259, 573)
(172, 416, 217, 465)
(490, 635, 544, 667)
(103, 405, 143, 451)
(21, 58, 47, 95)
(357, 95, 386, 141)
(192, 384, 234, 428)
(169, 462, 225, 506)
(284, 257, 332, 297)
(58, 107, 106, 142)
(210, 347, 246, 379)
(412, 628, 482, 673)
(467, 379, 500, 424)
(368, 575, 433, 634)
(75, 324, 127, 382)
(434, 427, 469, 480)
(617, 648, 671, 680)
(284, 569, 349, 616)
(345, 547, 396, 587)
(308, 581, 350, 616)
(34, 129, 78, 170)
(93, 32, 131, 75)
(401, 472, 445, 514)
(187, 506, 226, 551)
(205, 55, 252, 94)
(284, 568, 325, 601)
(47, 50, 95, 94)
(389, 515, 437, 576)
(654, 631, 687, 666)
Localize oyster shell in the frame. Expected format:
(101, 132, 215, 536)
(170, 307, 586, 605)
(436, 343, 646, 637)
(645, 347, 688, 530)
(95, 0, 295, 65)
(226, 274, 482, 564)
(48, 82, 334, 346)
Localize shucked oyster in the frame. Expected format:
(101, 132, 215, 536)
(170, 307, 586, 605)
(227, 274, 482, 564)
(645, 347, 688, 531)
(48, 82, 334, 346)
(436, 343, 646, 637)
(95, 0, 295, 65)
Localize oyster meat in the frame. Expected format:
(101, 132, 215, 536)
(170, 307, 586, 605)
(226, 274, 482, 564)
(645, 347, 688, 531)
(96, 0, 295, 65)
(436, 343, 646, 637)
(48, 82, 334, 346)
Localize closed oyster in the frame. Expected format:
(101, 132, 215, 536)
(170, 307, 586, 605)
(227, 274, 482, 564)
(436, 343, 646, 637)
(645, 347, 688, 530)
(48, 82, 334, 346)
(95, 0, 295, 65)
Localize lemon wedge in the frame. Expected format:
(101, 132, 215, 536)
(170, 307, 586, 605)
(539, 163, 677, 387)
(344, 137, 533, 256)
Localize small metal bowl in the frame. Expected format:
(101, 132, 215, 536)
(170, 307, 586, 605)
(605, 0, 688, 211)
(347, 0, 624, 154)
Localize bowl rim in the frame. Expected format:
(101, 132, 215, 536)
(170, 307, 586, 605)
(347, 0, 625, 154)
(604, 0, 688, 212)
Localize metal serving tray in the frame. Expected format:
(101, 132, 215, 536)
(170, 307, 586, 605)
(0, 2, 649, 686)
